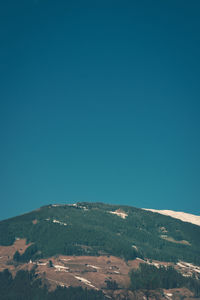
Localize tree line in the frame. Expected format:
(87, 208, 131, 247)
(130, 263, 200, 297)
(0, 268, 106, 300)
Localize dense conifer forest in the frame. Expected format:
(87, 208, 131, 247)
(0, 202, 200, 264)
(130, 264, 200, 297)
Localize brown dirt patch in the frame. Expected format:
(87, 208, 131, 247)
(34, 255, 135, 290)
(0, 239, 32, 272)
(0, 245, 197, 299)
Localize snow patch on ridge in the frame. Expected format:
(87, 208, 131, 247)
(143, 209, 200, 226)
(108, 209, 128, 219)
(74, 276, 98, 289)
(45, 218, 67, 226)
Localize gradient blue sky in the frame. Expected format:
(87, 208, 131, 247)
(1, 0, 200, 220)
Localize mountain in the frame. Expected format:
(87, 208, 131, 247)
(0, 202, 200, 299)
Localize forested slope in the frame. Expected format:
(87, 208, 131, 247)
(0, 202, 200, 264)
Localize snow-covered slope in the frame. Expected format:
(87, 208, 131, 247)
(143, 209, 200, 226)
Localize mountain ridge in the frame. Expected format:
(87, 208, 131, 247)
(0, 202, 200, 263)
(143, 208, 200, 226)
(0, 202, 200, 299)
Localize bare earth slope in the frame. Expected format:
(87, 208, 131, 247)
(0, 240, 198, 299)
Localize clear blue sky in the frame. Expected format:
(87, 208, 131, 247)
(1, 0, 200, 220)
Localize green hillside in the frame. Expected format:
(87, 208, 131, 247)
(0, 202, 200, 264)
